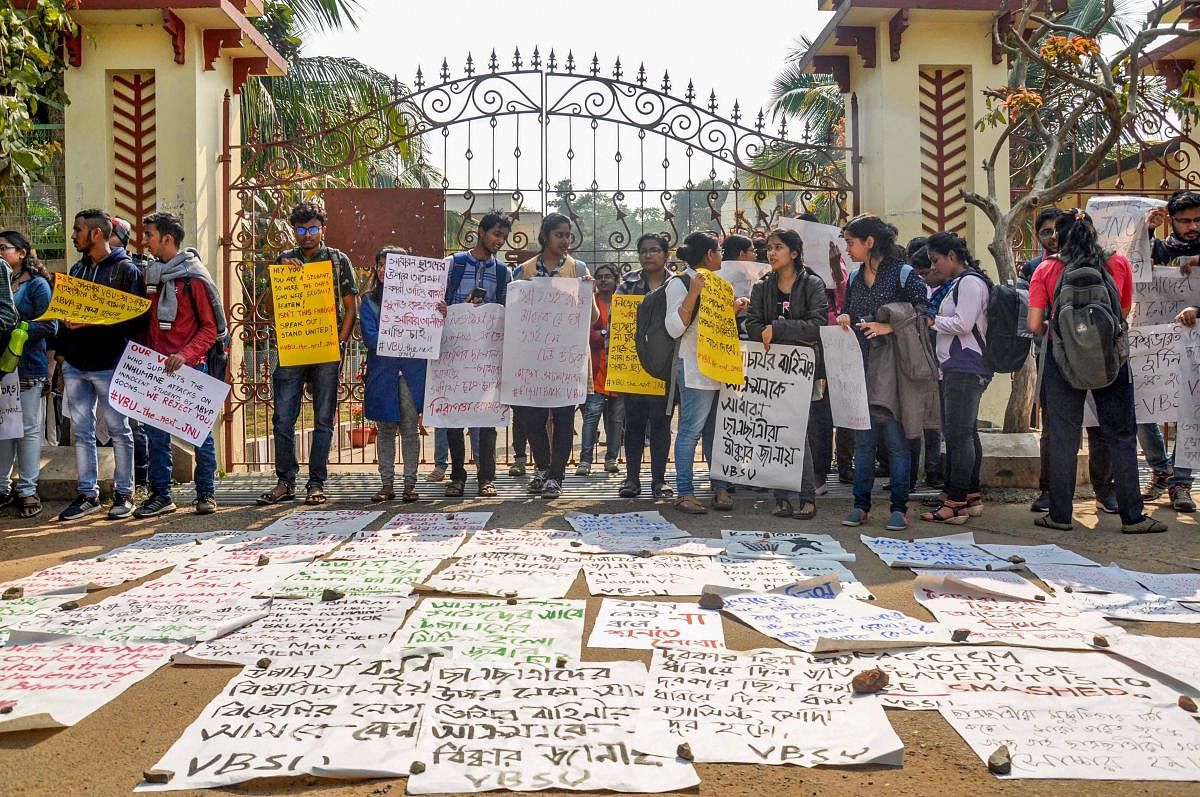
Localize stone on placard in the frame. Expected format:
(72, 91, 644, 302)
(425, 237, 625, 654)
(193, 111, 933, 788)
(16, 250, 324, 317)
(851, 668, 890, 694)
(987, 745, 1012, 775)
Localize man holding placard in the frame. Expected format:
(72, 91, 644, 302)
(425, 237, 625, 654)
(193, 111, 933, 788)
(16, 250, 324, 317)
(130, 213, 220, 518)
(54, 209, 148, 522)
(256, 202, 358, 507)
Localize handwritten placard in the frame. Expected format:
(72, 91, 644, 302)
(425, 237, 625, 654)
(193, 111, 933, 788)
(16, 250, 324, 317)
(712, 556, 874, 600)
(0, 373, 20, 440)
(108, 342, 230, 446)
(820, 325, 871, 429)
(270, 260, 340, 366)
(423, 302, 508, 427)
(862, 534, 1014, 571)
(377, 253, 449, 358)
(776, 215, 854, 285)
(420, 552, 582, 599)
(36, 271, 150, 324)
(718, 259, 770, 300)
(1129, 273, 1200, 327)
(721, 530, 856, 562)
(1176, 325, 1200, 469)
(270, 558, 440, 598)
(605, 294, 666, 395)
(1128, 323, 1181, 422)
(695, 269, 744, 384)
(582, 555, 720, 596)
(588, 600, 725, 650)
(388, 598, 584, 663)
(1086, 195, 1166, 282)
(712, 341, 815, 490)
(500, 277, 592, 406)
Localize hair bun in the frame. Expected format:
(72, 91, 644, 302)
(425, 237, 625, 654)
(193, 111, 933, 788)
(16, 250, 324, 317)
(675, 244, 690, 259)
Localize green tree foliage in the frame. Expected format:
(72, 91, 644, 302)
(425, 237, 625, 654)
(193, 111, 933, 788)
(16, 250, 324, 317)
(550, 178, 666, 265)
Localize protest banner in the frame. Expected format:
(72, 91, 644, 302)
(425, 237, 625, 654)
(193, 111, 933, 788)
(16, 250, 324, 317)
(36, 271, 150, 324)
(1086, 195, 1167, 282)
(634, 647, 904, 767)
(14, 593, 269, 644)
(199, 528, 354, 566)
(455, 527, 581, 556)
(1107, 633, 1200, 691)
(588, 600, 725, 650)
(976, 543, 1098, 567)
(138, 651, 446, 790)
(423, 302, 508, 427)
(388, 598, 584, 663)
(108, 342, 230, 447)
(721, 530, 856, 561)
(261, 509, 382, 535)
(712, 556, 875, 600)
(776, 215, 854, 285)
(1127, 323, 1181, 422)
(943, 698, 1200, 780)
(1176, 325, 1200, 469)
(695, 269, 745, 384)
(421, 551, 582, 599)
(1129, 272, 1200, 327)
(711, 341, 814, 491)
(380, 510, 493, 531)
(912, 568, 1049, 602)
(332, 527, 468, 560)
(862, 533, 1015, 570)
(269, 260, 340, 366)
(377, 253, 449, 358)
(1123, 568, 1200, 602)
(0, 555, 171, 597)
(0, 637, 182, 733)
(500, 277, 592, 406)
(270, 558, 439, 598)
(820, 326, 872, 429)
(0, 373, 21, 440)
(719, 259, 770, 301)
(120, 562, 306, 606)
(604, 294, 666, 395)
(582, 555, 721, 596)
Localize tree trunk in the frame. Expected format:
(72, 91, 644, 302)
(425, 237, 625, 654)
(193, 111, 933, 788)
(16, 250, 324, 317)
(1004, 349, 1037, 433)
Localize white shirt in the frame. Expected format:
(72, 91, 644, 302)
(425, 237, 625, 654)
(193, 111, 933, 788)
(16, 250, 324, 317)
(665, 267, 720, 391)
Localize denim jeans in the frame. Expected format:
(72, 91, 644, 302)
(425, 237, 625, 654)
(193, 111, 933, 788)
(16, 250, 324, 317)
(941, 370, 990, 502)
(0, 379, 46, 497)
(623, 393, 671, 485)
(672, 359, 729, 498)
(434, 427, 449, 471)
(62, 364, 134, 497)
(1042, 355, 1143, 524)
(449, 427, 496, 483)
(515, 404, 574, 481)
(272, 360, 340, 489)
(579, 392, 624, 465)
(145, 426, 216, 499)
(129, 419, 149, 486)
(1039, 424, 1112, 498)
(853, 416, 909, 513)
(1137, 422, 1192, 487)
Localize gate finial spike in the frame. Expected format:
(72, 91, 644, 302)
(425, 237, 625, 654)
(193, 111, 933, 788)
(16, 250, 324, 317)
(489, 50, 498, 72)
(755, 108, 765, 132)
(613, 57, 623, 81)
(590, 53, 600, 76)
(531, 47, 541, 69)
(685, 80, 695, 103)
(708, 90, 718, 113)
(661, 70, 671, 93)
(732, 100, 741, 124)
(778, 116, 788, 137)
(464, 52, 475, 77)
(547, 49, 557, 71)
(637, 63, 646, 86)
(565, 50, 576, 73)
(415, 66, 424, 91)
(513, 47, 522, 69)
(440, 58, 450, 82)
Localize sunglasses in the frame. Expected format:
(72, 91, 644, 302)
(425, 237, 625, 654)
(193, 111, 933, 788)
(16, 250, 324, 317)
(294, 225, 322, 236)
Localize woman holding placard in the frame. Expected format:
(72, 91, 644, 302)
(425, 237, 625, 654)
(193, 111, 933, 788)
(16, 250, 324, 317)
(745, 228, 827, 519)
(669, 231, 750, 514)
(359, 246, 424, 504)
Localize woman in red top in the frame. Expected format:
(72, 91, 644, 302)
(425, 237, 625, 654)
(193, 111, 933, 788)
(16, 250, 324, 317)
(577, 262, 621, 476)
(1026, 210, 1166, 534)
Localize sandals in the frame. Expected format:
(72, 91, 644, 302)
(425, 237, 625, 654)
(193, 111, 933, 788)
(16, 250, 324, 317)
(793, 501, 816, 520)
(772, 499, 794, 518)
(921, 500, 969, 525)
(965, 492, 984, 517)
(256, 483, 296, 505)
(712, 489, 735, 511)
(304, 486, 327, 505)
(371, 488, 395, 503)
(444, 481, 465, 498)
(1034, 515, 1074, 531)
(401, 485, 420, 503)
(478, 482, 497, 497)
(673, 496, 709, 515)
(17, 495, 41, 519)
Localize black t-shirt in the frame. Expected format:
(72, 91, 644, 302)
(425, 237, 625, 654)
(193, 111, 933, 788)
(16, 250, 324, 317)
(775, 286, 791, 320)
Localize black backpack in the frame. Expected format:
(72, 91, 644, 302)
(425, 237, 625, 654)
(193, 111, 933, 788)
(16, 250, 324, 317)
(182, 276, 232, 381)
(952, 270, 1032, 373)
(634, 273, 692, 382)
(1048, 255, 1128, 390)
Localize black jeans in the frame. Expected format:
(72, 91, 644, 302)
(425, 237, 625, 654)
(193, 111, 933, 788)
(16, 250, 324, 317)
(623, 394, 671, 485)
(941, 370, 990, 502)
(1038, 424, 1112, 499)
(809, 394, 833, 480)
(835, 427, 855, 477)
(129, 419, 149, 486)
(515, 404, 574, 482)
(1042, 354, 1142, 524)
(449, 427, 496, 484)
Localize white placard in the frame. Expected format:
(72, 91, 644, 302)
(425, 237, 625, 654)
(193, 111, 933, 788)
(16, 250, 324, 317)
(943, 698, 1200, 780)
(0, 372, 21, 440)
(388, 598, 584, 663)
(1027, 563, 1148, 594)
(408, 659, 699, 794)
(582, 555, 721, 596)
(200, 529, 355, 566)
(1086, 195, 1166, 283)
(109, 341, 230, 446)
(976, 543, 1098, 568)
(721, 529, 855, 561)
(587, 600, 726, 650)
(332, 527, 467, 561)
(711, 556, 875, 601)
(420, 552, 581, 599)
(0, 556, 168, 597)
(455, 527, 582, 556)
(862, 534, 1013, 571)
(1128, 323, 1181, 422)
(499, 277, 592, 407)
(120, 562, 306, 605)
(912, 568, 1050, 602)
(0, 596, 80, 645)
(1125, 569, 1200, 602)
(376, 253, 449, 358)
(1107, 633, 1200, 691)
(260, 509, 382, 535)
(138, 650, 447, 790)
(634, 647, 903, 767)
(13, 594, 269, 644)
(381, 511, 493, 531)
(173, 596, 416, 665)
(1056, 590, 1200, 623)
(719, 259, 770, 300)
(1176, 325, 1200, 469)
(711, 341, 815, 491)
(423, 302, 508, 427)
(819, 326, 871, 430)
(270, 558, 440, 598)
(1130, 273, 1200, 327)
(776, 215, 852, 285)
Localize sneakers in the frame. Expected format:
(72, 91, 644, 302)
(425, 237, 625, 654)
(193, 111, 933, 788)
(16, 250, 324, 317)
(508, 458, 526, 478)
(1170, 485, 1196, 513)
(107, 493, 135, 520)
(575, 462, 592, 476)
(1030, 491, 1050, 513)
(604, 458, 619, 474)
(425, 468, 446, 483)
(885, 511, 908, 531)
(527, 471, 546, 494)
(58, 494, 102, 522)
(541, 479, 562, 499)
(652, 482, 674, 499)
(1142, 470, 1171, 501)
(133, 492, 176, 518)
(1121, 516, 1168, 534)
(194, 494, 218, 515)
(1094, 494, 1119, 514)
(619, 480, 640, 498)
(841, 508, 868, 527)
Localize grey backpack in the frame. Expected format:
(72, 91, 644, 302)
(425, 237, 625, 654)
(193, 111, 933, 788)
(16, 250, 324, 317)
(1049, 256, 1128, 390)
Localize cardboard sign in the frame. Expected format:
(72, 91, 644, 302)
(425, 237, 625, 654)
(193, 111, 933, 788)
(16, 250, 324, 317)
(0, 373, 20, 440)
(1085, 195, 1166, 282)
(695, 269, 744, 384)
(108, 342, 230, 446)
(423, 302, 508, 427)
(820, 326, 872, 429)
(500, 277, 592, 407)
(36, 271, 150, 324)
(270, 260, 340, 366)
(604, 294, 666, 395)
(377, 253, 449, 359)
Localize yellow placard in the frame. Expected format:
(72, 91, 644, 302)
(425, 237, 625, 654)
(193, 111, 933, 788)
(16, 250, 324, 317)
(604, 294, 666, 396)
(270, 261, 340, 367)
(36, 272, 151, 325)
(695, 269, 745, 385)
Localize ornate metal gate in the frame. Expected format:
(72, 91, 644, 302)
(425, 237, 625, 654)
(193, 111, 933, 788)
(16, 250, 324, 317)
(221, 48, 857, 470)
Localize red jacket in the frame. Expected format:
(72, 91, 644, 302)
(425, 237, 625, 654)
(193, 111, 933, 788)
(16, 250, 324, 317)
(148, 279, 217, 366)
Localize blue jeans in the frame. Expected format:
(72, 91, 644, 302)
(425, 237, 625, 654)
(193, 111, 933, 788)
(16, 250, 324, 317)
(941, 371, 990, 502)
(672, 360, 729, 498)
(853, 416, 909, 514)
(144, 364, 216, 499)
(63, 364, 134, 497)
(0, 379, 46, 497)
(1137, 422, 1192, 487)
(272, 360, 340, 489)
(579, 392, 623, 465)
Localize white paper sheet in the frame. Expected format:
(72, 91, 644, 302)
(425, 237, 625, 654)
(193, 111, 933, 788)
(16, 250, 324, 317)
(1124, 569, 1200, 602)
(912, 569, 1051, 602)
(12, 594, 270, 644)
(270, 558, 438, 598)
(710, 557, 874, 601)
(0, 373, 21, 440)
(0, 556, 173, 597)
(109, 342, 231, 446)
(0, 595, 82, 645)
(200, 529, 355, 566)
(588, 600, 725, 650)
(976, 544, 1098, 568)
(818, 326, 871, 430)
(332, 528, 468, 561)
(376, 253, 449, 359)
(260, 509, 383, 535)
(454, 527, 582, 556)
(120, 562, 306, 605)
(1027, 563, 1148, 594)
(499, 278, 593, 407)
(380, 511, 493, 531)
(582, 555, 721, 596)
(389, 598, 584, 664)
(423, 302, 509, 427)
(1106, 633, 1200, 691)
(721, 530, 855, 561)
(862, 534, 1013, 571)
(1055, 590, 1200, 624)
(420, 552, 581, 599)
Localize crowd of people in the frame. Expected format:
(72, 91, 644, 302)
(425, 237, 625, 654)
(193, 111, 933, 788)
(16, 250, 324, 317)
(3, 192, 1195, 533)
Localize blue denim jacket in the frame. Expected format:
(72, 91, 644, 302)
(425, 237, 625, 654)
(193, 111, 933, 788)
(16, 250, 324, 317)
(12, 276, 55, 380)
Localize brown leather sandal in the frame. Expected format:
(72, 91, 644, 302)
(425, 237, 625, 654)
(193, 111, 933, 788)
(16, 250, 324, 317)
(371, 488, 395, 503)
(673, 496, 709, 515)
(401, 485, 419, 503)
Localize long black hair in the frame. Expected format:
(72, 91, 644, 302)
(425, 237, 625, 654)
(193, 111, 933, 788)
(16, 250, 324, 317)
(924, 231, 979, 270)
(842, 213, 904, 265)
(766, 228, 805, 272)
(0, 230, 50, 280)
(1054, 210, 1106, 271)
(675, 231, 718, 267)
(721, 234, 754, 261)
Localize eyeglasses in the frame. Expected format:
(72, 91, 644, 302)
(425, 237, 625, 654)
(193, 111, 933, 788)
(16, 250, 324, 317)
(638, 248, 664, 255)
(294, 225, 322, 236)
(0, 245, 15, 253)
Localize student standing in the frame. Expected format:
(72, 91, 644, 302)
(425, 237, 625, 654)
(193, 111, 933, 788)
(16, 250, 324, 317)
(577, 262, 622, 476)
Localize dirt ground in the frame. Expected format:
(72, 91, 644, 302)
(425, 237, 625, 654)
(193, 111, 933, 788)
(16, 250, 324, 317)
(0, 488, 1197, 797)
